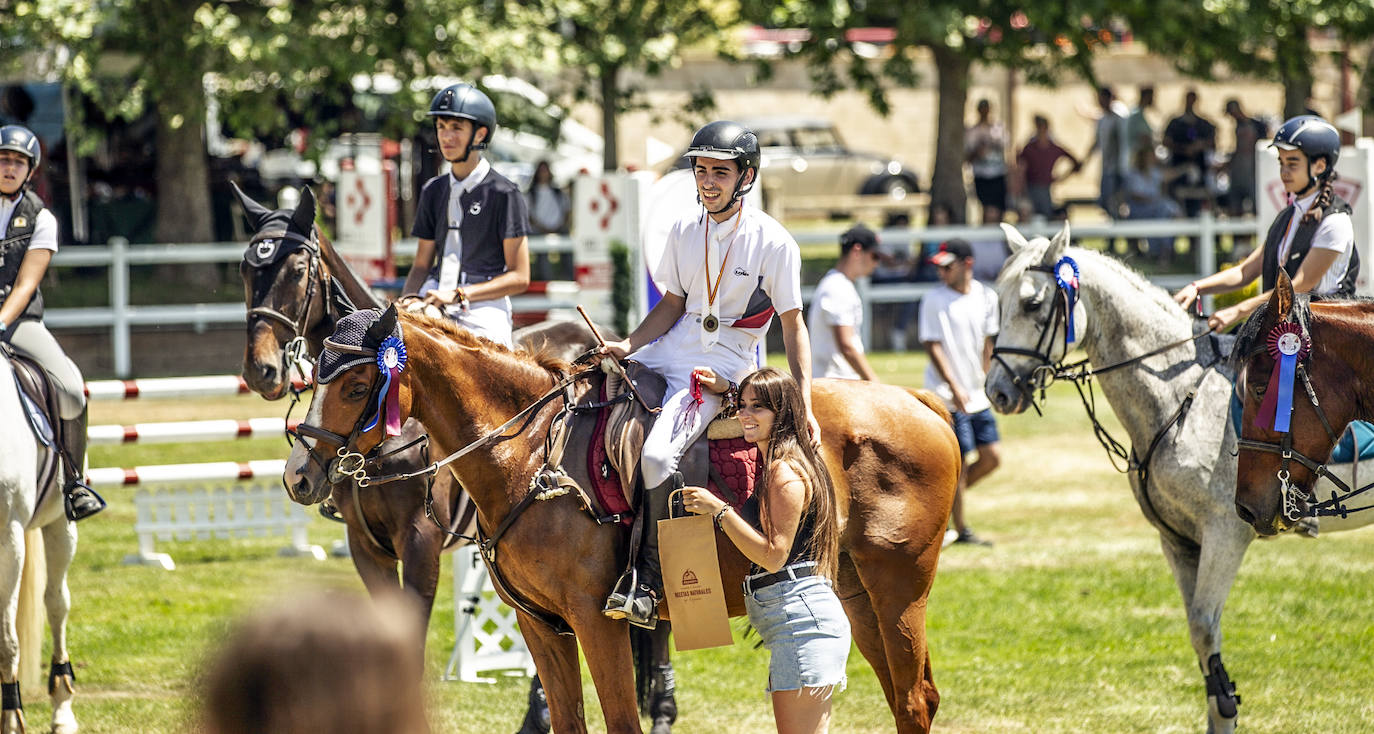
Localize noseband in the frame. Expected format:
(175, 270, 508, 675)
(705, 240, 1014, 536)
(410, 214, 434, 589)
(1235, 336, 1374, 522)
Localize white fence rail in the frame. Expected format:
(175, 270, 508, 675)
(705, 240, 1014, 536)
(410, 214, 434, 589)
(53, 216, 1257, 375)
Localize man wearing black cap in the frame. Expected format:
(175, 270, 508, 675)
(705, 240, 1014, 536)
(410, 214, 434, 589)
(919, 239, 1000, 547)
(807, 224, 883, 380)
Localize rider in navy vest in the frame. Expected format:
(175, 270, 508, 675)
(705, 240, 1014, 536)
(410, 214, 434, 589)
(1175, 115, 1359, 331)
(401, 82, 530, 348)
(0, 125, 105, 520)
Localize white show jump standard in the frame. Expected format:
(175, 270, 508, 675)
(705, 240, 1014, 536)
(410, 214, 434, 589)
(84, 374, 309, 400)
(87, 418, 301, 445)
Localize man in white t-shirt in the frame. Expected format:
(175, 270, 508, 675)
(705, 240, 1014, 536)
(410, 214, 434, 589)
(601, 120, 815, 628)
(809, 224, 883, 380)
(920, 238, 1001, 547)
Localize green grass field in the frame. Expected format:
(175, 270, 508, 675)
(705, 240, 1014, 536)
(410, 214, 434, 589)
(44, 352, 1374, 731)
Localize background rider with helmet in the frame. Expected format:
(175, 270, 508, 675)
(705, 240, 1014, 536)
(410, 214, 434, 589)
(0, 124, 106, 520)
(401, 82, 531, 347)
(1175, 115, 1358, 331)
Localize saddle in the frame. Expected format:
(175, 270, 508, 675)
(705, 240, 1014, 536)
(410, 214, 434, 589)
(7, 350, 61, 498)
(556, 361, 760, 527)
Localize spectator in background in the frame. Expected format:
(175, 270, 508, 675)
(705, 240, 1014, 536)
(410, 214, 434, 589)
(1126, 86, 1156, 162)
(809, 224, 884, 381)
(1223, 99, 1268, 217)
(1163, 89, 1218, 219)
(1122, 146, 1183, 264)
(526, 160, 570, 235)
(965, 99, 1010, 221)
(1086, 86, 1130, 217)
(1016, 114, 1081, 220)
(200, 590, 430, 734)
(920, 239, 1000, 547)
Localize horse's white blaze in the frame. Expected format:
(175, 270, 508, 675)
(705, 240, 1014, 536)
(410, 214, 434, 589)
(284, 382, 329, 487)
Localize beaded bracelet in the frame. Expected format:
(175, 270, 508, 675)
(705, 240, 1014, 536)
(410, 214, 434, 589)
(713, 505, 731, 530)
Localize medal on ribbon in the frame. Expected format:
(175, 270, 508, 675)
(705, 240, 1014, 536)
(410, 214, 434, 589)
(703, 315, 719, 333)
(1254, 322, 1309, 433)
(1055, 256, 1080, 346)
(363, 333, 408, 437)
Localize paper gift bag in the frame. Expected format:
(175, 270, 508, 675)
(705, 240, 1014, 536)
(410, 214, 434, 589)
(658, 511, 734, 651)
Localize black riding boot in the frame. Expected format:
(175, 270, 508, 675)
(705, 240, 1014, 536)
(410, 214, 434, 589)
(59, 409, 105, 521)
(603, 472, 678, 629)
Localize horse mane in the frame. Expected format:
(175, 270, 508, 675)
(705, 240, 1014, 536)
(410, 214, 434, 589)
(1231, 295, 1314, 370)
(999, 242, 1188, 319)
(317, 229, 383, 310)
(398, 310, 569, 376)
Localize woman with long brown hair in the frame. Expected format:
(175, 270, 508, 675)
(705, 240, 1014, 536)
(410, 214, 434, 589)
(681, 366, 847, 733)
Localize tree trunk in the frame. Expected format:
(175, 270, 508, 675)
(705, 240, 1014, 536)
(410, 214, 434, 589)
(1279, 26, 1313, 120)
(600, 63, 620, 172)
(1363, 44, 1374, 138)
(930, 46, 969, 224)
(154, 102, 214, 244)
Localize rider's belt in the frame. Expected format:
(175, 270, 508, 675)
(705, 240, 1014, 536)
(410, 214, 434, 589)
(743, 561, 819, 594)
(684, 312, 760, 355)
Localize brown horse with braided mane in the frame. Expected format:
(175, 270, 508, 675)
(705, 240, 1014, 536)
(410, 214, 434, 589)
(283, 305, 959, 733)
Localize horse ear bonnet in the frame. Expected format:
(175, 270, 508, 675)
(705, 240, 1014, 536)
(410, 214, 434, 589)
(238, 183, 318, 269)
(317, 307, 402, 384)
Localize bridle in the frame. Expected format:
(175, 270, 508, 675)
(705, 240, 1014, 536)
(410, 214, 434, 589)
(1234, 326, 1374, 522)
(244, 227, 330, 398)
(990, 261, 1218, 543)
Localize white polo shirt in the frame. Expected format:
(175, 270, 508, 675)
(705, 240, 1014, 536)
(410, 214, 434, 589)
(808, 269, 863, 379)
(655, 205, 803, 342)
(0, 196, 58, 252)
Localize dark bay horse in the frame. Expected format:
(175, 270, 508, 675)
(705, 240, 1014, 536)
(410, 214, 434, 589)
(1232, 269, 1374, 534)
(284, 307, 960, 733)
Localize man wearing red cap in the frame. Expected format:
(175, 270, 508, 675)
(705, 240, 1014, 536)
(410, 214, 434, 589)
(920, 239, 1000, 546)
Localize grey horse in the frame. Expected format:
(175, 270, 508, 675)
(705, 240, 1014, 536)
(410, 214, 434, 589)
(983, 223, 1372, 734)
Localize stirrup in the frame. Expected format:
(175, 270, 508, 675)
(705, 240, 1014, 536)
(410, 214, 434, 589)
(603, 570, 660, 629)
(63, 480, 106, 522)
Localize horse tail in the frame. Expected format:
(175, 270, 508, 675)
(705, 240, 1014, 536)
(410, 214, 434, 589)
(904, 388, 954, 427)
(17, 527, 45, 691)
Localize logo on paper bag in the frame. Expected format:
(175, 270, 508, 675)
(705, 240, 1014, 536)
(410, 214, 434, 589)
(681, 570, 699, 586)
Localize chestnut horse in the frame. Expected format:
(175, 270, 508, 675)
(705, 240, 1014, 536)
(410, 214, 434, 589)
(284, 306, 959, 733)
(234, 185, 679, 732)
(1232, 270, 1374, 534)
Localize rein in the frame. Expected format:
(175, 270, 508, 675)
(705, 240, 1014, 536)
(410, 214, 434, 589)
(994, 260, 1226, 544)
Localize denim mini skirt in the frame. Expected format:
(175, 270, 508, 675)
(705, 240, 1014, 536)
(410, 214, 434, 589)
(744, 570, 850, 694)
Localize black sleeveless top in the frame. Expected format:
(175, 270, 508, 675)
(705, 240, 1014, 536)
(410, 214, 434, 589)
(0, 191, 47, 322)
(741, 462, 820, 574)
(1261, 193, 1360, 297)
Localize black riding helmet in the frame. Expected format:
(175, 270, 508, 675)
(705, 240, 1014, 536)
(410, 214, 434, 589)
(427, 83, 496, 160)
(0, 124, 41, 188)
(687, 120, 759, 211)
(1270, 115, 1340, 195)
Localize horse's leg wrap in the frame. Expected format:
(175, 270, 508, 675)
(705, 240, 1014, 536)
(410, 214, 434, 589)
(1203, 653, 1240, 719)
(514, 673, 550, 734)
(49, 660, 75, 696)
(649, 663, 677, 727)
(2, 681, 20, 711)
